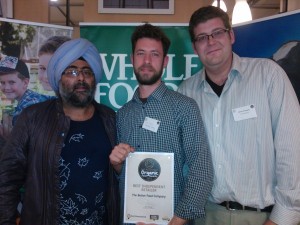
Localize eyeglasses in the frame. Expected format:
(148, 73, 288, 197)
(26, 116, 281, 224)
(195, 28, 229, 44)
(62, 68, 94, 78)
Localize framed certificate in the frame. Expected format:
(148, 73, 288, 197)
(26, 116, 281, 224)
(124, 152, 174, 224)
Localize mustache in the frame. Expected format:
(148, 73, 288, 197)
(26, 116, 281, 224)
(140, 64, 154, 70)
(73, 82, 90, 90)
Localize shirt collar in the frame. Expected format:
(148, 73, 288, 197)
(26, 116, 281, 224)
(17, 89, 32, 103)
(132, 81, 168, 103)
(231, 52, 244, 79)
(198, 52, 243, 86)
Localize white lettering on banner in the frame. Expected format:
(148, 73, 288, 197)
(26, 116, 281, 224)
(109, 83, 136, 109)
(165, 54, 183, 81)
(95, 82, 179, 110)
(95, 83, 138, 109)
(97, 53, 200, 110)
(100, 53, 199, 81)
(184, 54, 199, 80)
(116, 54, 133, 80)
(95, 83, 109, 101)
(100, 54, 118, 81)
(100, 53, 133, 81)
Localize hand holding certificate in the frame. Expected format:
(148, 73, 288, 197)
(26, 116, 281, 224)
(124, 152, 174, 224)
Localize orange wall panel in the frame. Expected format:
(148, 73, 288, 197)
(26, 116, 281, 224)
(14, 0, 49, 23)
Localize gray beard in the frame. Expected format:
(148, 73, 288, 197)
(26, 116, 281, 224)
(59, 81, 95, 108)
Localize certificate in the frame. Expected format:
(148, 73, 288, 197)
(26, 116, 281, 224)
(124, 152, 174, 224)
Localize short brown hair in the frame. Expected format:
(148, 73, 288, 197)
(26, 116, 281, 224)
(131, 23, 171, 57)
(189, 6, 231, 42)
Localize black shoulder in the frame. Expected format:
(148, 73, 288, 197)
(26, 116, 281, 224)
(93, 101, 116, 117)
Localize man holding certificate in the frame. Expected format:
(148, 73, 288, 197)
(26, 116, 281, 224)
(109, 23, 213, 225)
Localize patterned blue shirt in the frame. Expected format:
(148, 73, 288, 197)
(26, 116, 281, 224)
(117, 82, 213, 221)
(12, 89, 54, 125)
(59, 113, 111, 225)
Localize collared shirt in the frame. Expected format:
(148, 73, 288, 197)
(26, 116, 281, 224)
(178, 53, 300, 224)
(12, 89, 53, 125)
(117, 82, 213, 221)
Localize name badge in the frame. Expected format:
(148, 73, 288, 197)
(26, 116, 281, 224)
(142, 117, 161, 133)
(232, 104, 257, 121)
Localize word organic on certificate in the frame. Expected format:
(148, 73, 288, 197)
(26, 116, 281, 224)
(124, 152, 174, 224)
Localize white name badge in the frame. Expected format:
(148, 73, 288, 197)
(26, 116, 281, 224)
(232, 104, 257, 121)
(142, 117, 161, 133)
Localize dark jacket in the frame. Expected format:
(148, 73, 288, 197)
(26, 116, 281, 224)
(0, 99, 120, 225)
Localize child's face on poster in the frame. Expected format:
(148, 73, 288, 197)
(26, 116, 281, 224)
(0, 72, 29, 101)
(38, 53, 53, 91)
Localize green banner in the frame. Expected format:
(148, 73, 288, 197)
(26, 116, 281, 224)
(80, 23, 202, 111)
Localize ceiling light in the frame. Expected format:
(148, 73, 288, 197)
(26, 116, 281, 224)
(212, 0, 227, 12)
(232, 0, 252, 24)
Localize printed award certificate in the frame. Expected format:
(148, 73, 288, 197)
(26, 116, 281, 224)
(123, 152, 174, 224)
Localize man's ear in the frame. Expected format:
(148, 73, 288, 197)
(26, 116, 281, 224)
(229, 29, 235, 45)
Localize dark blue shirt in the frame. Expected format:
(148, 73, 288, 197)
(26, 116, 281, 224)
(59, 112, 111, 225)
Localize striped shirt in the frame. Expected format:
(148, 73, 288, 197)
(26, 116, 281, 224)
(117, 82, 213, 222)
(178, 53, 300, 224)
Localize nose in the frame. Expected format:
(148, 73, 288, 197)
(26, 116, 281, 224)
(76, 71, 85, 80)
(144, 53, 151, 64)
(207, 34, 216, 44)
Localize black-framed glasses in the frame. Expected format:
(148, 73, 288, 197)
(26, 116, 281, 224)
(195, 28, 230, 44)
(62, 68, 94, 78)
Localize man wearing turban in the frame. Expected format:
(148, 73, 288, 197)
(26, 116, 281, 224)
(0, 38, 120, 225)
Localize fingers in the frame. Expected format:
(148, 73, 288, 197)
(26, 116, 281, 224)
(109, 143, 134, 172)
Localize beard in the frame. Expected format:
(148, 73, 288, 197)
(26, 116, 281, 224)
(134, 63, 164, 85)
(59, 80, 95, 107)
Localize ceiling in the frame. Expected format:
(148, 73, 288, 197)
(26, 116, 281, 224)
(49, 0, 84, 26)
(49, 0, 283, 27)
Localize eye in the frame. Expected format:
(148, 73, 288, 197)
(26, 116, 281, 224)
(71, 70, 78, 76)
(82, 69, 93, 76)
(196, 35, 208, 43)
(68, 69, 78, 75)
(136, 51, 145, 56)
(212, 29, 228, 39)
(213, 29, 225, 37)
(151, 52, 160, 57)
